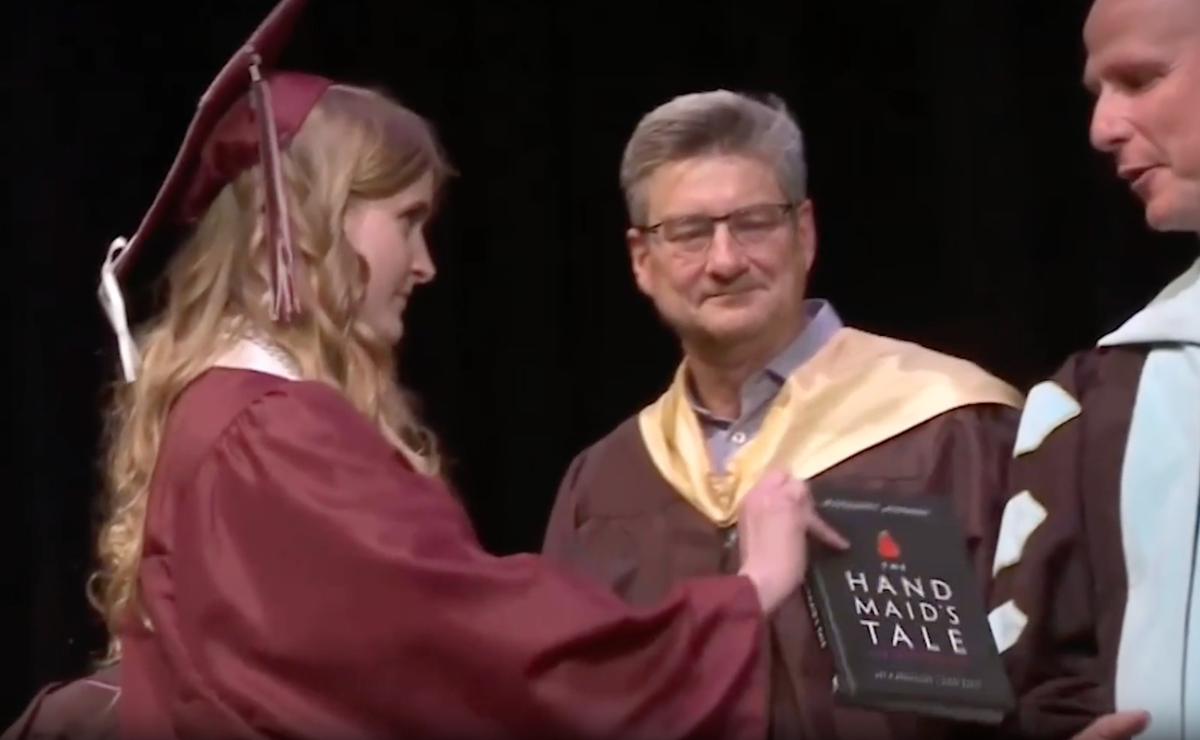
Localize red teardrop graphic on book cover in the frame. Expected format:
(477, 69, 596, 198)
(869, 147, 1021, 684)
(877, 530, 901, 559)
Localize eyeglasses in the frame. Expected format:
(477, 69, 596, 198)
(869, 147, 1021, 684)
(638, 202, 798, 254)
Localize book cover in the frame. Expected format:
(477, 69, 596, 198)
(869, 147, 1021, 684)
(803, 485, 1016, 725)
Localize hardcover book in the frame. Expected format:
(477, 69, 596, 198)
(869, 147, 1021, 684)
(802, 485, 1016, 724)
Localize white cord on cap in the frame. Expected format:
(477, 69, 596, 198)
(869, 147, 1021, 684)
(98, 236, 142, 382)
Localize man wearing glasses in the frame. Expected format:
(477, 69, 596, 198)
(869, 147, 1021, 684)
(542, 89, 1024, 740)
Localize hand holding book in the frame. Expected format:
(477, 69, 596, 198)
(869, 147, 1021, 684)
(1070, 711, 1150, 740)
(735, 470, 849, 614)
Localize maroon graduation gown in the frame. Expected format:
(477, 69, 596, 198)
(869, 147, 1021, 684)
(0, 666, 120, 740)
(105, 368, 768, 739)
(543, 405, 1019, 740)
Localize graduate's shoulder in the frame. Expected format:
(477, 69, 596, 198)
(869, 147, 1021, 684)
(172, 367, 360, 431)
(1013, 344, 1149, 458)
(1, 664, 120, 740)
(1022, 344, 1149, 426)
(556, 414, 650, 497)
(163, 368, 375, 472)
(839, 328, 1022, 408)
(1039, 344, 1149, 401)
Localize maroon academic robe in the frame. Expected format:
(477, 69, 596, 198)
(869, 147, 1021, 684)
(988, 251, 1200, 740)
(0, 666, 120, 740)
(66, 368, 770, 740)
(987, 345, 1162, 740)
(544, 408, 1020, 740)
(543, 356, 1020, 740)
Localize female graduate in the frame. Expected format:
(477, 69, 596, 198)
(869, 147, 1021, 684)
(1, 1, 847, 738)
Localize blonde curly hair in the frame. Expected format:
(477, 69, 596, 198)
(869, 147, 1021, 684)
(88, 84, 453, 663)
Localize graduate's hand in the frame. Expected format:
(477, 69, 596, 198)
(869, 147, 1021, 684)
(1070, 711, 1150, 740)
(736, 471, 849, 614)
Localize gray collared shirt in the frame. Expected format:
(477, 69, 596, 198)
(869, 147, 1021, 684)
(688, 299, 844, 472)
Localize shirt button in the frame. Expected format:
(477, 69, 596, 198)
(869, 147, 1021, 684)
(731, 431, 747, 445)
(723, 529, 739, 549)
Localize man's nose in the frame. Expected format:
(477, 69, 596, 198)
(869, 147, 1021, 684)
(1089, 91, 1132, 154)
(705, 225, 747, 277)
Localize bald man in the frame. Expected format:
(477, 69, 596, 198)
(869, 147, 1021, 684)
(988, 1, 1200, 739)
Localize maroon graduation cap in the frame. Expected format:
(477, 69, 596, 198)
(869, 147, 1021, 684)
(99, 0, 333, 381)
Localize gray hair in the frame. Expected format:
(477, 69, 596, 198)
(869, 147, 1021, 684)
(619, 90, 808, 226)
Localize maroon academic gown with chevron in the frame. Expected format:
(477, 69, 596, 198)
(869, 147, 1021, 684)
(104, 368, 769, 740)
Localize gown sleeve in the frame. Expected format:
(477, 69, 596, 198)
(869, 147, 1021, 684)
(165, 381, 768, 740)
(987, 352, 1110, 740)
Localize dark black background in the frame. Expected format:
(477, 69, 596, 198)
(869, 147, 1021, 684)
(3, 0, 1194, 719)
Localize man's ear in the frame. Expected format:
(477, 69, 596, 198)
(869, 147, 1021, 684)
(627, 227, 653, 296)
(795, 199, 817, 272)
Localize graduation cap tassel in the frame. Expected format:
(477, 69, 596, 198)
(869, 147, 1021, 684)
(98, 236, 142, 382)
(248, 54, 301, 323)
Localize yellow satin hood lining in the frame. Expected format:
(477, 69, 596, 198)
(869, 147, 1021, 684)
(637, 328, 1022, 526)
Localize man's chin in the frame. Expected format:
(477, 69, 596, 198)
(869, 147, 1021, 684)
(693, 313, 769, 346)
(1142, 190, 1200, 233)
